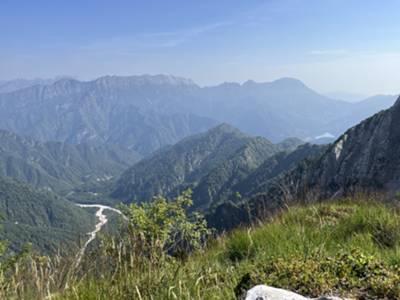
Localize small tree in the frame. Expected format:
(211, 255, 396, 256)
(119, 189, 212, 261)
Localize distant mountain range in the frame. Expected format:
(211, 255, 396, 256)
(324, 91, 368, 103)
(324, 94, 397, 137)
(0, 76, 217, 155)
(0, 75, 396, 156)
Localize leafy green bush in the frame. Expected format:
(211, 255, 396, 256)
(119, 189, 212, 260)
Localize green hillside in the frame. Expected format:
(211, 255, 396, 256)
(0, 176, 94, 253)
(111, 124, 304, 210)
(0, 129, 140, 194)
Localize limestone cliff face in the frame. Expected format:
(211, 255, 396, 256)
(302, 96, 400, 196)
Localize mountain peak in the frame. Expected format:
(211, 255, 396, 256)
(240, 77, 309, 91)
(277, 137, 304, 150)
(242, 80, 257, 86)
(53, 77, 80, 86)
(393, 95, 400, 108)
(270, 77, 308, 89)
(94, 74, 197, 88)
(219, 82, 241, 88)
(389, 95, 400, 119)
(208, 123, 243, 135)
(150, 74, 196, 86)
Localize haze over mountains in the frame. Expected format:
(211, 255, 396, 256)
(0, 75, 396, 155)
(0, 76, 217, 155)
(324, 91, 369, 103)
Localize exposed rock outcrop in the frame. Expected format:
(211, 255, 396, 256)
(297, 95, 400, 197)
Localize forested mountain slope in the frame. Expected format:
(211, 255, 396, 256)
(0, 129, 140, 193)
(0, 176, 94, 253)
(112, 124, 304, 210)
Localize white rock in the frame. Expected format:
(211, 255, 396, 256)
(245, 285, 308, 300)
(245, 285, 349, 300)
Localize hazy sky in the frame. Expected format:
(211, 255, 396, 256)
(1, 0, 400, 95)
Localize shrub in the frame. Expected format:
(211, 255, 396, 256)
(119, 189, 212, 260)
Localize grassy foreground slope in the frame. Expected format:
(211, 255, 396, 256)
(54, 199, 400, 300)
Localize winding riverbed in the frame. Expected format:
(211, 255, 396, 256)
(74, 204, 125, 266)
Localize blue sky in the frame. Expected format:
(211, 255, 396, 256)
(1, 0, 400, 95)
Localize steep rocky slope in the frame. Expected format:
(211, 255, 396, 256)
(234, 143, 325, 198)
(296, 95, 400, 196)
